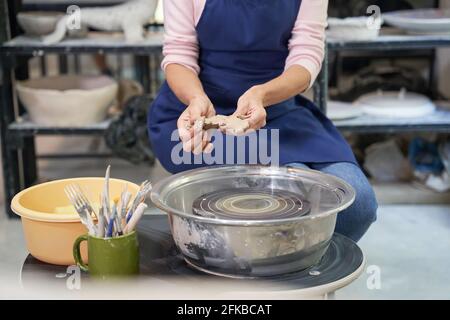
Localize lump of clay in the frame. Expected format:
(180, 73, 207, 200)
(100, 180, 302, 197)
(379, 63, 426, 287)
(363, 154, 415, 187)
(203, 115, 249, 134)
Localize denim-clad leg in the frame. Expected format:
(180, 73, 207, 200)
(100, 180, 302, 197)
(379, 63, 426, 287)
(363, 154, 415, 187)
(287, 162, 378, 242)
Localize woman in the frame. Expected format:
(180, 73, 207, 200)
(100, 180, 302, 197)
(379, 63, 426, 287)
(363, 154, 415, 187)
(148, 0, 377, 241)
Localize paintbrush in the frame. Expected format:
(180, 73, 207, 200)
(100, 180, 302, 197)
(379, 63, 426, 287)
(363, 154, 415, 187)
(106, 198, 119, 238)
(112, 197, 124, 236)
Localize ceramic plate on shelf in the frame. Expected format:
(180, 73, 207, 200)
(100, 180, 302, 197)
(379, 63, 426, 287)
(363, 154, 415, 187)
(355, 89, 436, 118)
(327, 101, 363, 120)
(383, 9, 450, 35)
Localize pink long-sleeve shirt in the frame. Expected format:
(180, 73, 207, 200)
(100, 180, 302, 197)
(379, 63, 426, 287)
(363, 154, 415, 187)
(162, 0, 328, 88)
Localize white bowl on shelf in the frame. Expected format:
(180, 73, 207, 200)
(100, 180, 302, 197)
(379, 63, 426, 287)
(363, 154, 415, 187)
(16, 75, 118, 127)
(17, 11, 64, 37)
(327, 16, 383, 41)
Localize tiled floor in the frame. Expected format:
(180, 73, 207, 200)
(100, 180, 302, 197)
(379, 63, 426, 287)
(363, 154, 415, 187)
(1, 138, 449, 299)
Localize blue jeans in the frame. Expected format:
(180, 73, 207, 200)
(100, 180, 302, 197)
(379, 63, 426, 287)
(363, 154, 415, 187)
(288, 162, 378, 242)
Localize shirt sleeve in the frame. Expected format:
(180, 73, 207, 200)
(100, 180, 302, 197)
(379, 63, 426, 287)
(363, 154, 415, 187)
(161, 0, 201, 74)
(285, 0, 328, 89)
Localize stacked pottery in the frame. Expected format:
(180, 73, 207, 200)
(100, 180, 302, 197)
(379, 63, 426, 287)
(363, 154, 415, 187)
(16, 75, 118, 126)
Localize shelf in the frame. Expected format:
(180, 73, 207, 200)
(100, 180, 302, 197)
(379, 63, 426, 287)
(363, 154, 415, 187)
(333, 108, 450, 133)
(5, 30, 449, 54)
(9, 109, 450, 136)
(0, 32, 164, 55)
(8, 118, 112, 135)
(327, 34, 450, 51)
(22, 0, 126, 9)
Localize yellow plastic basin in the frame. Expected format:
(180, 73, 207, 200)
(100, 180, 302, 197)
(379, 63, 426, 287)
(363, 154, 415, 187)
(11, 177, 140, 265)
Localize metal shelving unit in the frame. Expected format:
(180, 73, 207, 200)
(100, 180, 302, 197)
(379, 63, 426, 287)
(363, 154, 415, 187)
(327, 34, 450, 51)
(1, 33, 329, 217)
(1, 33, 165, 55)
(0, 33, 165, 217)
(8, 118, 112, 136)
(334, 106, 450, 133)
(2, 22, 450, 216)
(319, 34, 450, 133)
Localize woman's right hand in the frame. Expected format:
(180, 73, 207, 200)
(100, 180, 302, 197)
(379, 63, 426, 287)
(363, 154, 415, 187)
(177, 95, 216, 154)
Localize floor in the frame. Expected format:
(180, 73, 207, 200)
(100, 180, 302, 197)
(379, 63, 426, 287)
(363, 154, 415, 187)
(1, 136, 449, 299)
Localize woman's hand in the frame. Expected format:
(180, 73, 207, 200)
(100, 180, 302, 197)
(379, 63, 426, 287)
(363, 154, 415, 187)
(233, 86, 267, 133)
(177, 95, 216, 154)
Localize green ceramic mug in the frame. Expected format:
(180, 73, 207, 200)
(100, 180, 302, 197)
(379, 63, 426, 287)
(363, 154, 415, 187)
(73, 231, 139, 279)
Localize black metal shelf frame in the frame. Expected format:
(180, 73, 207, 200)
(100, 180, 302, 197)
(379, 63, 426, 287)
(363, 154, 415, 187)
(318, 36, 450, 134)
(0, 36, 166, 217)
(319, 34, 450, 114)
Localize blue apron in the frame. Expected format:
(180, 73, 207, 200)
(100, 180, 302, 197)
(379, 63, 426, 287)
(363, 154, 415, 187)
(148, 0, 356, 174)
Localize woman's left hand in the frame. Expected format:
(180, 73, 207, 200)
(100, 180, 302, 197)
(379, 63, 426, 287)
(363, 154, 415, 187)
(233, 86, 267, 133)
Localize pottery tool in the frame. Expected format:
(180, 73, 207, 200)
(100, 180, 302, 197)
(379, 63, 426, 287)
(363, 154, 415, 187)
(102, 165, 111, 220)
(121, 191, 132, 222)
(106, 197, 122, 238)
(113, 196, 124, 236)
(63, 165, 150, 239)
(64, 184, 97, 236)
(98, 194, 110, 238)
(124, 202, 147, 234)
(115, 215, 123, 236)
(119, 185, 132, 221)
(106, 199, 120, 238)
(126, 180, 152, 222)
(73, 184, 98, 220)
(97, 206, 105, 238)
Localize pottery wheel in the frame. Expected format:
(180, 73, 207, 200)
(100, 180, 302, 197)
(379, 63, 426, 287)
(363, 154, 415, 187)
(192, 188, 310, 220)
(21, 216, 364, 294)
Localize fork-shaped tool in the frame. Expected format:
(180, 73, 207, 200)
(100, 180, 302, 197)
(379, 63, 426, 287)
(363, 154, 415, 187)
(65, 184, 97, 236)
(126, 180, 152, 222)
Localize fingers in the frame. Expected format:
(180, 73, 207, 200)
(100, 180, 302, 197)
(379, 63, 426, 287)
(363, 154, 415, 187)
(241, 128, 256, 136)
(189, 106, 203, 124)
(223, 126, 246, 136)
(206, 104, 216, 118)
(177, 111, 193, 143)
(181, 124, 214, 154)
(191, 130, 214, 155)
(247, 105, 266, 131)
(176, 96, 221, 154)
(184, 121, 203, 153)
(248, 117, 266, 131)
(177, 96, 216, 154)
(200, 130, 214, 154)
(192, 132, 204, 155)
(233, 99, 266, 135)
